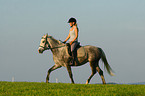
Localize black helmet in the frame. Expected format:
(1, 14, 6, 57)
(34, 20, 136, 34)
(68, 17, 77, 23)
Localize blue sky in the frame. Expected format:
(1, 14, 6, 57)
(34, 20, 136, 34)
(0, 0, 145, 84)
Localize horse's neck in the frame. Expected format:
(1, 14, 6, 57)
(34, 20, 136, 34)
(47, 37, 68, 56)
(49, 39, 59, 48)
(47, 37, 64, 49)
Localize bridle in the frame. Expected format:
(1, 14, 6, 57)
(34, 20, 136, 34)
(39, 36, 65, 50)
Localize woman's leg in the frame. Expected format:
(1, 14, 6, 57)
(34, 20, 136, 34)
(70, 42, 78, 66)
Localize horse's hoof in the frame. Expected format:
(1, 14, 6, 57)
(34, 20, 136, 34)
(46, 80, 49, 83)
(86, 81, 88, 84)
(103, 83, 106, 84)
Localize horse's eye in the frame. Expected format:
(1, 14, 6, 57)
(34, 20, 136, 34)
(42, 41, 45, 43)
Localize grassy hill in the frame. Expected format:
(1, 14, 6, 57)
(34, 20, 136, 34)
(0, 81, 145, 96)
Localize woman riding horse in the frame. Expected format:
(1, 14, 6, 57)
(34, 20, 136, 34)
(63, 17, 79, 66)
(38, 18, 114, 84)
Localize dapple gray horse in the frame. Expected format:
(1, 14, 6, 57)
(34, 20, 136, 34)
(38, 34, 114, 84)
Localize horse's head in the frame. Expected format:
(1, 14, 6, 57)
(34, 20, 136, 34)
(38, 34, 65, 54)
(38, 34, 49, 53)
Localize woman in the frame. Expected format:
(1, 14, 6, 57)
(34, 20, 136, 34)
(63, 17, 79, 66)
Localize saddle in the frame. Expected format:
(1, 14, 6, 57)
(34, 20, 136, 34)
(67, 42, 86, 58)
(66, 43, 86, 66)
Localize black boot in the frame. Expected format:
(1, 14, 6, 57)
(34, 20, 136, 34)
(69, 52, 74, 66)
(69, 50, 77, 66)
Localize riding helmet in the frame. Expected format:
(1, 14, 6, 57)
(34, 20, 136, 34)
(68, 17, 77, 23)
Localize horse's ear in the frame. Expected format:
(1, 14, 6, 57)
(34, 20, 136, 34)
(46, 33, 48, 36)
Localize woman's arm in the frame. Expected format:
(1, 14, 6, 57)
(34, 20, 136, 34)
(69, 26, 78, 45)
(64, 33, 70, 43)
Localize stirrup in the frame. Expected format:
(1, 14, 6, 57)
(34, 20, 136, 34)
(69, 57, 75, 66)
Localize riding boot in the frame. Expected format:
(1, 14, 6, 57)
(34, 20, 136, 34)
(69, 51, 76, 66)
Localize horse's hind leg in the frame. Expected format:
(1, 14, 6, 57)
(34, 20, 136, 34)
(86, 61, 96, 84)
(96, 65, 106, 84)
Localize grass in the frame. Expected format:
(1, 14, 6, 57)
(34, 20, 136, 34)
(0, 81, 145, 96)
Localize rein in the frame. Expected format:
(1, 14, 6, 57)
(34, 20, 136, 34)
(46, 44, 66, 50)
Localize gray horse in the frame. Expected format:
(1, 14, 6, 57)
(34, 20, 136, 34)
(38, 34, 114, 84)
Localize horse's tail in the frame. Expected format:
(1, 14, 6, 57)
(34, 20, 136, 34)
(99, 48, 114, 76)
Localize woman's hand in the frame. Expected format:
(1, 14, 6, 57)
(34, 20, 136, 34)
(63, 41, 66, 44)
(69, 42, 73, 45)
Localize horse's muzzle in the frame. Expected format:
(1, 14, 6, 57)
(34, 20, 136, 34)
(38, 47, 44, 54)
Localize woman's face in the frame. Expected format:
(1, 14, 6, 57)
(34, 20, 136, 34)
(69, 22, 75, 27)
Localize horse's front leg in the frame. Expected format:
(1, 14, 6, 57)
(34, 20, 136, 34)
(46, 64, 61, 83)
(66, 65, 75, 84)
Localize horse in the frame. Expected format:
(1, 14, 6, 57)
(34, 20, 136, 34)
(38, 34, 114, 84)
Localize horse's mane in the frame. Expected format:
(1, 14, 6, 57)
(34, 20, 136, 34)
(48, 35, 61, 44)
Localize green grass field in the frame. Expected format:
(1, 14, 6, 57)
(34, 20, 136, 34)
(0, 82, 145, 96)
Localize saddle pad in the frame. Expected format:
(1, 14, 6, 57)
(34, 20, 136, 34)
(77, 47, 86, 58)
